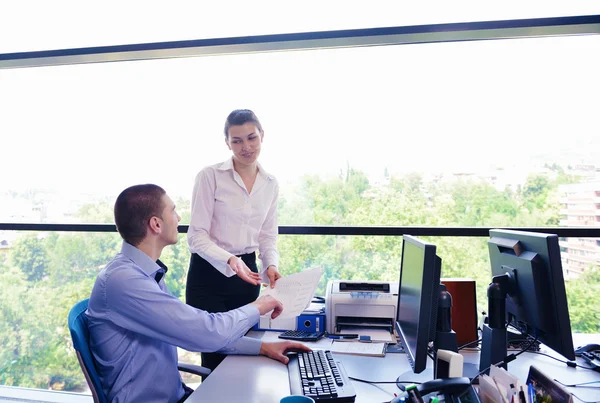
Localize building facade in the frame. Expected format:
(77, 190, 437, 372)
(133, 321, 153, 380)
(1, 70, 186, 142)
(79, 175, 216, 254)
(559, 181, 600, 278)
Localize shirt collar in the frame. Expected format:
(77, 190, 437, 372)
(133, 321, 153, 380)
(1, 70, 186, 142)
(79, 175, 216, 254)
(217, 157, 273, 181)
(120, 241, 168, 277)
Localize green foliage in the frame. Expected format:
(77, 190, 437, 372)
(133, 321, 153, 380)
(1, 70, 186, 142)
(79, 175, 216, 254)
(9, 233, 48, 281)
(522, 174, 553, 212)
(160, 235, 192, 300)
(77, 201, 114, 223)
(566, 268, 600, 333)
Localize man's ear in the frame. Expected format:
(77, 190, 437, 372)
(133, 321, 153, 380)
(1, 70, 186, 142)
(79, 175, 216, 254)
(225, 138, 232, 150)
(148, 216, 161, 234)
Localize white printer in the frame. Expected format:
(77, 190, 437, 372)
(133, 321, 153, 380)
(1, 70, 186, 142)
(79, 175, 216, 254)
(325, 280, 399, 334)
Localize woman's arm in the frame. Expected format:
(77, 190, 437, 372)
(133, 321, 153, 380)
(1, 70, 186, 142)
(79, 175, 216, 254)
(187, 168, 236, 276)
(258, 181, 280, 285)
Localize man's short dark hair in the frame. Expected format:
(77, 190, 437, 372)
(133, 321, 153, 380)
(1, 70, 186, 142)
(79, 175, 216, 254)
(223, 109, 263, 138)
(114, 184, 166, 246)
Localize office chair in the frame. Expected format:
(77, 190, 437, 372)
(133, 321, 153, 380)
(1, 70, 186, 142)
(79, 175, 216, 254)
(68, 298, 211, 403)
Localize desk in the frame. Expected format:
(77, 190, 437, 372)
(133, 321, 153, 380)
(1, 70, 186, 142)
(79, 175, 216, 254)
(188, 332, 600, 403)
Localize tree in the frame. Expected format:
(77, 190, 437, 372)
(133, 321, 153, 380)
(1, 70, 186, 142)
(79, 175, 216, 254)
(566, 268, 600, 333)
(9, 233, 48, 282)
(522, 174, 552, 212)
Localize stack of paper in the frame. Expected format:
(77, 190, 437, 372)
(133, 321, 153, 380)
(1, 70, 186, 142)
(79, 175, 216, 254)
(478, 366, 527, 403)
(339, 327, 396, 344)
(328, 341, 387, 357)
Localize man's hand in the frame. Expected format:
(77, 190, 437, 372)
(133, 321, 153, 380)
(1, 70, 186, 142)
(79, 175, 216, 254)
(228, 256, 261, 285)
(251, 295, 284, 319)
(259, 341, 312, 364)
(265, 265, 282, 288)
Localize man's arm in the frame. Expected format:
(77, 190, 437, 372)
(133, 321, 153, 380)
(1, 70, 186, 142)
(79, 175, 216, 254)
(99, 268, 280, 354)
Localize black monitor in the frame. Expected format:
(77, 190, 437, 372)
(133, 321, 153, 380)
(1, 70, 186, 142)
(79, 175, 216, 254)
(395, 235, 442, 374)
(481, 229, 575, 371)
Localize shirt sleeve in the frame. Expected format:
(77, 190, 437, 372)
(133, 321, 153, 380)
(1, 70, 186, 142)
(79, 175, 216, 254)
(101, 267, 261, 355)
(258, 179, 280, 281)
(187, 168, 236, 277)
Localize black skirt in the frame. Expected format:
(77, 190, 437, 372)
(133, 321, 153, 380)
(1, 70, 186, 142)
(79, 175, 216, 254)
(185, 252, 260, 312)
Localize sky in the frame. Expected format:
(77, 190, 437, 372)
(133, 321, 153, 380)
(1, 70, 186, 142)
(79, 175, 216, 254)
(1, 2, 599, 200)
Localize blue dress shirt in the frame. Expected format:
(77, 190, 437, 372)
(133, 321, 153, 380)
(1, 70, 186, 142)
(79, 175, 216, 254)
(86, 242, 262, 403)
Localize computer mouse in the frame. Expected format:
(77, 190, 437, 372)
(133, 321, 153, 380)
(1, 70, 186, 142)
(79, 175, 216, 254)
(575, 343, 600, 356)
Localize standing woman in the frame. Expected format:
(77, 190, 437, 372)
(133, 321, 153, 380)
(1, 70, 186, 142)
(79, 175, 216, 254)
(186, 109, 283, 374)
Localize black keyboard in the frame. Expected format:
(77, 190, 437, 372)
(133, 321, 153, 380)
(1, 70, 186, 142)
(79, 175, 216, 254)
(288, 350, 356, 402)
(581, 350, 600, 372)
(279, 330, 325, 342)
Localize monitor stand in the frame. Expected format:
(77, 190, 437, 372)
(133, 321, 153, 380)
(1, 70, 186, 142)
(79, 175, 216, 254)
(479, 274, 509, 374)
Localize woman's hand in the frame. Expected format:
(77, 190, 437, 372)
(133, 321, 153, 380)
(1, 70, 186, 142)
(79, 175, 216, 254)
(228, 256, 262, 285)
(265, 265, 282, 288)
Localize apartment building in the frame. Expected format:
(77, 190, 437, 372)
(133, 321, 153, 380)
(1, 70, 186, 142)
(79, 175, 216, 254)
(559, 181, 600, 278)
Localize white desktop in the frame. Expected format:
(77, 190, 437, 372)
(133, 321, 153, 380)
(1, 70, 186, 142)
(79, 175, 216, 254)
(187, 331, 600, 403)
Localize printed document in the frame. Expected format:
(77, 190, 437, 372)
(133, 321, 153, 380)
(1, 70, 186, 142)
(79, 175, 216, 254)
(329, 341, 387, 357)
(261, 266, 324, 318)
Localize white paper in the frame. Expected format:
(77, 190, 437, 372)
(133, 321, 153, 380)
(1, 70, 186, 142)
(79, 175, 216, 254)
(328, 341, 387, 357)
(261, 266, 324, 318)
(339, 326, 397, 344)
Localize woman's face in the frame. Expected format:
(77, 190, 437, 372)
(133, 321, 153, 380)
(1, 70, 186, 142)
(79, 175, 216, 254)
(226, 122, 263, 167)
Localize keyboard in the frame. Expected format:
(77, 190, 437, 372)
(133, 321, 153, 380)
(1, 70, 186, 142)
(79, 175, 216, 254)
(288, 350, 356, 402)
(279, 330, 326, 342)
(581, 350, 600, 372)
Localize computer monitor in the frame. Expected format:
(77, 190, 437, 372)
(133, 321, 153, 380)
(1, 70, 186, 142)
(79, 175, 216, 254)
(481, 229, 575, 370)
(395, 235, 442, 374)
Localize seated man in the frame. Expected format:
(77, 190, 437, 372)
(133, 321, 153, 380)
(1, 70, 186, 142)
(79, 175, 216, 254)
(86, 184, 309, 403)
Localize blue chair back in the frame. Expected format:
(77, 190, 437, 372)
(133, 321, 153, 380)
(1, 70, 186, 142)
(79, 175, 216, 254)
(68, 298, 108, 403)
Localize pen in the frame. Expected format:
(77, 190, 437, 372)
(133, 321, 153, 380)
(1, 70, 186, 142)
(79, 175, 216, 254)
(527, 383, 537, 403)
(328, 334, 359, 339)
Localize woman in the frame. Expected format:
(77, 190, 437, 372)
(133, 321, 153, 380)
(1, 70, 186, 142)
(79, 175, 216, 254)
(186, 109, 283, 374)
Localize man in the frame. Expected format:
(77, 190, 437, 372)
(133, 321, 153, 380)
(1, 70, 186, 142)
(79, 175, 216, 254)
(86, 184, 309, 403)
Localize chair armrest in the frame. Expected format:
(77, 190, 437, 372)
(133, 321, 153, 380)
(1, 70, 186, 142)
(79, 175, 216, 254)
(177, 362, 212, 377)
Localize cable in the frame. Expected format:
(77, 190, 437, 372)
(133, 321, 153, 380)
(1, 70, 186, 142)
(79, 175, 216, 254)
(348, 376, 421, 385)
(554, 379, 600, 388)
(458, 338, 481, 350)
(526, 351, 596, 370)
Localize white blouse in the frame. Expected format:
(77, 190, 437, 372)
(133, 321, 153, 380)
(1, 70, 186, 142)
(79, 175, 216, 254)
(187, 157, 280, 280)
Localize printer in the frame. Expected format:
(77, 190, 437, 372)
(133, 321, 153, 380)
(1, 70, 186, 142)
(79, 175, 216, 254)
(326, 280, 399, 335)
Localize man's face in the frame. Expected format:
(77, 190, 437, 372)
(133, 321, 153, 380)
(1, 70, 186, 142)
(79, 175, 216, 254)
(226, 122, 263, 167)
(158, 194, 181, 246)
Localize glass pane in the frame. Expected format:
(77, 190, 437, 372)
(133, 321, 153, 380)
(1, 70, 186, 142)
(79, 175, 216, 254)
(1, 230, 599, 391)
(2, 35, 599, 229)
(2, 2, 600, 52)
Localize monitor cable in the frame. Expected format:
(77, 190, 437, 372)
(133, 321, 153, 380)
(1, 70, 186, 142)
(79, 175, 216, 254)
(348, 376, 421, 386)
(457, 338, 482, 351)
(526, 351, 596, 371)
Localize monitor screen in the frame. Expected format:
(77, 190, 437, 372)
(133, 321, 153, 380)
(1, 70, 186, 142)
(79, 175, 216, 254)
(488, 229, 575, 361)
(395, 235, 442, 373)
